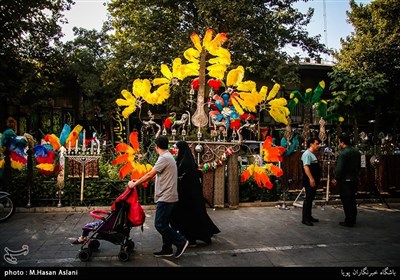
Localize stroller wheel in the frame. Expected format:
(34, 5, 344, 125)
(78, 249, 92, 262)
(88, 239, 100, 250)
(118, 250, 130, 262)
(126, 240, 135, 252)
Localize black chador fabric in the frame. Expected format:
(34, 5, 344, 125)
(170, 141, 220, 243)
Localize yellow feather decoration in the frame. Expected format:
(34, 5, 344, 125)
(266, 83, 281, 101)
(160, 64, 173, 80)
(237, 81, 256, 92)
(268, 97, 288, 107)
(118, 89, 136, 102)
(183, 48, 200, 63)
(208, 56, 230, 65)
(208, 69, 226, 80)
(202, 29, 213, 49)
(207, 64, 227, 73)
(153, 77, 170, 86)
(214, 48, 231, 63)
(122, 106, 135, 119)
(190, 33, 202, 52)
(231, 98, 245, 115)
(269, 106, 289, 125)
(226, 66, 245, 87)
(133, 79, 152, 97)
(172, 58, 183, 79)
(116, 90, 137, 118)
(207, 33, 227, 52)
(258, 86, 268, 100)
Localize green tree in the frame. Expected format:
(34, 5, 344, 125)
(61, 27, 115, 124)
(328, 0, 400, 138)
(0, 0, 74, 129)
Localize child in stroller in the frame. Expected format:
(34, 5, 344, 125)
(71, 220, 102, 245)
(72, 185, 145, 262)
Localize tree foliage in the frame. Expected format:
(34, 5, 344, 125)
(60, 27, 115, 122)
(0, 0, 74, 106)
(328, 0, 400, 132)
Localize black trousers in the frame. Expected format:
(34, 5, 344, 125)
(302, 185, 317, 222)
(339, 181, 358, 224)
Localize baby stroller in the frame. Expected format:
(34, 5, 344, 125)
(77, 186, 145, 262)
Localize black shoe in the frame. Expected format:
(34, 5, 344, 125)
(302, 221, 314, 226)
(175, 240, 189, 259)
(153, 249, 173, 257)
(310, 217, 319, 223)
(339, 222, 354, 228)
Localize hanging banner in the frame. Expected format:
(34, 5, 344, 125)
(112, 107, 127, 145)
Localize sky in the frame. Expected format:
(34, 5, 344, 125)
(61, 0, 372, 61)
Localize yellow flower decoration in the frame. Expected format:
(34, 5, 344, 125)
(116, 79, 170, 119)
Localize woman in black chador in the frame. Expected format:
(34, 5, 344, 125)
(170, 140, 220, 246)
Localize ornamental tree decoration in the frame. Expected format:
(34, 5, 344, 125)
(240, 136, 285, 189)
(115, 29, 290, 131)
(112, 131, 153, 187)
(187, 30, 290, 130)
(288, 80, 344, 123)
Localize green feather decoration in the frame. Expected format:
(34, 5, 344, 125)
(287, 99, 297, 114)
(290, 90, 306, 104)
(317, 101, 327, 118)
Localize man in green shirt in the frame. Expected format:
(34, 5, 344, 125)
(332, 133, 361, 227)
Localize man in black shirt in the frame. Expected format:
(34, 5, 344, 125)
(332, 134, 361, 227)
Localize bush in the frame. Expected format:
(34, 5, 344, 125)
(239, 178, 278, 202)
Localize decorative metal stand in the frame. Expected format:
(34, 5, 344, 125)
(293, 187, 304, 208)
(26, 149, 33, 208)
(370, 155, 390, 209)
(67, 154, 101, 202)
(56, 147, 67, 207)
(277, 178, 292, 210)
(325, 160, 331, 204)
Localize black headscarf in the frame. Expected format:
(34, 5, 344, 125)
(176, 140, 198, 176)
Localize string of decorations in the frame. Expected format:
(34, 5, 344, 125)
(199, 147, 234, 172)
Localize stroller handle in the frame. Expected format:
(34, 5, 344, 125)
(90, 209, 110, 221)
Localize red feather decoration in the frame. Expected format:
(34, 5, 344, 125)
(191, 78, 200, 90)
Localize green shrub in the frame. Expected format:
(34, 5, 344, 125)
(239, 178, 278, 202)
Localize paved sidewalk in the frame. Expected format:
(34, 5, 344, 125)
(1, 202, 399, 278)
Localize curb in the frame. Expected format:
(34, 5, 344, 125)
(15, 198, 400, 213)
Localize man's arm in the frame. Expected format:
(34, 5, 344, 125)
(128, 168, 158, 189)
(335, 153, 344, 181)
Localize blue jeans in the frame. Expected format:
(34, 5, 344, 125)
(154, 201, 187, 251)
